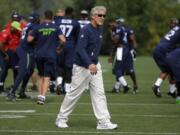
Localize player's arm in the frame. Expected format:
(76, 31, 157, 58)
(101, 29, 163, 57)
(58, 34, 66, 45)
(129, 30, 137, 60)
(108, 42, 117, 64)
(129, 33, 137, 49)
(57, 34, 66, 53)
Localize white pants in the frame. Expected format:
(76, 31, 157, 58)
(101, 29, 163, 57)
(56, 63, 111, 122)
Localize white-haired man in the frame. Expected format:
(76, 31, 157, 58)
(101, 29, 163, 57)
(55, 6, 118, 130)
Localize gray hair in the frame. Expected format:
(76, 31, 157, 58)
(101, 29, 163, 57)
(90, 6, 106, 17)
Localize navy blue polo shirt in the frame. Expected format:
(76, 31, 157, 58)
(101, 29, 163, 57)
(74, 23, 103, 68)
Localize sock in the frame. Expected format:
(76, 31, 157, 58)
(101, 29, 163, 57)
(169, 84, 177, 93)
(0, 82, 3, 86)
(114, 81, 121, 89)
(37, 95, 41, 98)
(155, 78, 163, 86)
(118, 76, 127, 86)
(56, 77, 63, 86)
(38, 95, 45, 101)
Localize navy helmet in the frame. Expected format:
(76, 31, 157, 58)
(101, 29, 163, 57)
(28, 12, 40, 23)
(116, 17, 125, 23)
(11, 11, 21, 21)
(80, 10, 88, 15)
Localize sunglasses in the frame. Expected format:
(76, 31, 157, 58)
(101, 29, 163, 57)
(97, 14, 106, 18)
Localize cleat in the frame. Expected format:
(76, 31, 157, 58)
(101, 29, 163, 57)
(97, 121, 118, 130)
(133, 90, 139, 94)
(111, 87, 119, 93)
(55, 119, 69, 128)
(167, 91, 177, 98)
(37, 100, 45, 105)
(18, 93, 31, 99)
(49, 84, 55, 93)
(123, 85, 130, 94)
(133, 86, 138, 94)
(6, 92, 17, 102)
(56, 84, 63, 95)
(0, 90, 4, 95)
(152, 85, 161, 97)
(37, 96, 45, 105)
(0, 86, 4, 94)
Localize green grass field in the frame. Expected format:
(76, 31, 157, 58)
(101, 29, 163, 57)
(0, 56, 179, 135)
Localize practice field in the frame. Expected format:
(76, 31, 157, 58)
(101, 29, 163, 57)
(0, 56, 179, 135)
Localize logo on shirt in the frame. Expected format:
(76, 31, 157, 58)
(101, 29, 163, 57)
(39, 28, 55, 36)
(100, 35, 102, 39)
(81, 34, 84, 38)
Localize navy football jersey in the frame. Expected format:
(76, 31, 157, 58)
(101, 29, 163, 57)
(78, 19, 90, 28)
(55, 17, 80, 45)
(74, 24, 103, 68)
(122, 26, 135, 50)
(113, 25, 126, 45)
(157, 26, 180, 52)
(30, 21, 63, 59)
(19, 23, 38, 52)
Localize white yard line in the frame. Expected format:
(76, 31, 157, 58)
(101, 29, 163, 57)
(0, 102, 176, 106)
(0, 129, 178, 135)
(0, 115, 25, 119)
(0, 110, 35, 113)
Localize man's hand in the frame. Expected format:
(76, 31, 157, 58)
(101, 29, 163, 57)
(56, 45, 63, 54)
(88, 64, 97, 75)
(3, 55, 9, 61)
(130, 49, 137, 61)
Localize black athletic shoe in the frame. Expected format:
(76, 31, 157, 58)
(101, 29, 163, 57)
(6, 92, 17, 101)
(152, 85, 161, 97)
(167, 91, 177, 98)
(0, 89, 4, 94)
(111, 87, 119, 93)
(133, 85, 138, 94)
(37, 96, 45, 105)
(0, 86, 4, 94)
(4, 86, 13, 93)
(56, 84, 63, 95)
(49, 84, 55, 93)
(123, 85, 130, 94)
(18, 93, 31, 99)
